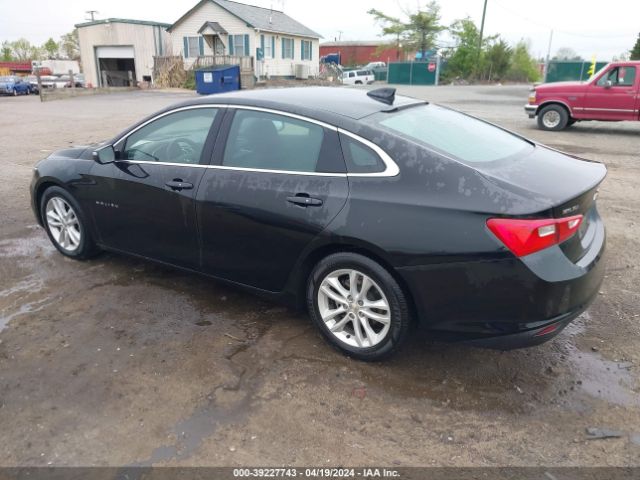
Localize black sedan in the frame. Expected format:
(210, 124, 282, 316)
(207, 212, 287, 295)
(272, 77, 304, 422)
(30, 87, 606, 360)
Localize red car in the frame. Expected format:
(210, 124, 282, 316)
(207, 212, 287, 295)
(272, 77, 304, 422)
(526, 61, 640, 130)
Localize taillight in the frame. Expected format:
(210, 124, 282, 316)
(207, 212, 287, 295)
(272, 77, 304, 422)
(487, 215, 583, 257)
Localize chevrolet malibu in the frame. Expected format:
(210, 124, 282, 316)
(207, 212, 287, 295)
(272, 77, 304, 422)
(30, 87, 606, 360)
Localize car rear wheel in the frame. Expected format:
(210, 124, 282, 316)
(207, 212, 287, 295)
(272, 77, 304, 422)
(538, 105, 569, 131)
(307, 252, 411, 361)
(40, 186, 100, 260)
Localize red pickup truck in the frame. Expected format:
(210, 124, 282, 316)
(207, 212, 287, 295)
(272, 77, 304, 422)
(525, 61, 640, 130)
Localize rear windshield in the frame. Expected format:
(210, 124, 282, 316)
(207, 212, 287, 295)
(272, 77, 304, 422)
(367, 104, 533, 164)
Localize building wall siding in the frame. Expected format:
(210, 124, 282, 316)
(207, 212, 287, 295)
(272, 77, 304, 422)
(78, 22, 170, 86)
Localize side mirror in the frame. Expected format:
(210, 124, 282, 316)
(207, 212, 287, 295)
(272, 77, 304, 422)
(92, 145, 117, 164)
(604, 80, 613, 89)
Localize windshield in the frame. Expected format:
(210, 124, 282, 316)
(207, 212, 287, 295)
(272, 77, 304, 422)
(366, 104, 533, 164)
(587, 64, 609, 83)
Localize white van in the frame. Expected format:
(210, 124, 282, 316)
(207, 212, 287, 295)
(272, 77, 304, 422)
(342, 70, 375, 85)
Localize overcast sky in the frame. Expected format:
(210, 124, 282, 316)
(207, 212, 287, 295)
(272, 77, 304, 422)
(1, 0, 638, 60)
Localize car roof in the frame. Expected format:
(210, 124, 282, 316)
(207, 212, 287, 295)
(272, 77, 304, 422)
(184, 86, 424, 121)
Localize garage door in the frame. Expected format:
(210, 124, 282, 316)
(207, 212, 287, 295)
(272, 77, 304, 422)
(96, 46, 134, 59)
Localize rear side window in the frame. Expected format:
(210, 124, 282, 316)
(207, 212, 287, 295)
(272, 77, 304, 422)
(340, 134, 385, 174)
(369, 104, 532, 164)
(223, 110, 324, 173)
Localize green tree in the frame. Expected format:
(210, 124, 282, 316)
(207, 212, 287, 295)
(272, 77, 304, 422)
(1, 41, 13, 61)
(406, 2, 445, 60)
(630, 33, 640, 60)
(507, 40, 540, 82)
(368, 2, 444, 60)
(368, 9, 407, 61)
(43, 37, 59, 59)
(446, 18, 482, 78)
(483, 39, 512, 80)
(60, 29, 80, 60)
(10, 38, 33, 60)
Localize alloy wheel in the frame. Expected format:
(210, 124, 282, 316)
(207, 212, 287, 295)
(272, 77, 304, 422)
(45, 197, 82, 252)
(317, 269, 391, 348)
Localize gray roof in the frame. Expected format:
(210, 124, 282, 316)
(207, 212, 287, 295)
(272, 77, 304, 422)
(168, 0, 322, 38)
(198, 21, 228, 34)
(75, 18, 171, 29)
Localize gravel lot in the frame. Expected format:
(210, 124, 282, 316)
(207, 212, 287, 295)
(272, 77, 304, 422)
(0, 85, 639, 467)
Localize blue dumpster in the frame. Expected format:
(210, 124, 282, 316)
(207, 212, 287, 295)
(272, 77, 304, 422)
(195, 65, 240, 95)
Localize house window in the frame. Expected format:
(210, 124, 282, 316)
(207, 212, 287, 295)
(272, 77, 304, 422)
(301, 40, 312, 61)
(185, 37, 200, 58)
(234, 35, 245, 55)
(263, 35, 273, 59)
(282, 38, 294, 59)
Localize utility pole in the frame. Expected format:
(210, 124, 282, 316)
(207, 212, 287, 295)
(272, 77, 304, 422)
(544, 29, 554, 82)
(86, 10, 98, 21)
(477, 0, 488, 67)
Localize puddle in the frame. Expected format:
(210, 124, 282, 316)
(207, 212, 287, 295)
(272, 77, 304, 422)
(565, 312, 639, 408)
(0, 233, 55, 258)
(0, 274, 51, 333)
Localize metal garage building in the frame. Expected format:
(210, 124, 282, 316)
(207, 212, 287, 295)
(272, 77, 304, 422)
(76, 18, 171, 87)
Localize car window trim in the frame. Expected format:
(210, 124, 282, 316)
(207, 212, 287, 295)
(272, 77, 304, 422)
(113, 104, 399, 178)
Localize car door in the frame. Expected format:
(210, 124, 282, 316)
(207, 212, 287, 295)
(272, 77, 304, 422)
(88, 106, 223, 270)
(196, 107, 349, 292)
(584, 66, 638, 120)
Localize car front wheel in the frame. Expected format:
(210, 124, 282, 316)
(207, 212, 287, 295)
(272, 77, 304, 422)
(307, 253, 411, 361)
(40, 186, 100, 259)
(538, 105, 569, 131)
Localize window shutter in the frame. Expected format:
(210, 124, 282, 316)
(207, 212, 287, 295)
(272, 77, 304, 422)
(310, 41, 312, 61)
(199, 36, 204, 56)
(228, 35, 234, 55)
(272, 37, 275, 59)
(244, 34, 250, 56)
(183, 37, 189, 58)
(300, 40, 304, 60)
(282, 38, 285, 59)
(291, 39, 294, 59)
(260, 34, 265, 52)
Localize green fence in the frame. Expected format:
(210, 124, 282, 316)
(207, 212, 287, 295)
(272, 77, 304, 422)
(388, 62, 438, 85)
(545, 61, 608, 83)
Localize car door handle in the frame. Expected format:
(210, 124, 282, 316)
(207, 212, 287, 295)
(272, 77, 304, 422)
(165, 179, 193, 191)
(287, 194, 323, 207)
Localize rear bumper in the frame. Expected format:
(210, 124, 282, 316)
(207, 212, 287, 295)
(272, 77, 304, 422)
(397, 218, 606, 348)
(525, 104, 538, 118)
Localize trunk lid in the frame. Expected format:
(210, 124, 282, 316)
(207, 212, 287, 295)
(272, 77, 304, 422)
(477, 145, 606, 263)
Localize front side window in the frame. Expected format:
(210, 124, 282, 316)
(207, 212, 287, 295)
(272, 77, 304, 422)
(223, 110, 324, 173)
(367, 104, 532, 164)
(123, 108, 218, 165)
(597, 66, 636, 87)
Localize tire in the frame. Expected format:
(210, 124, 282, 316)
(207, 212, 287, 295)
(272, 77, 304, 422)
(537, 104, 569, 131)
(355, 81, 363, 85)
(307, 252, 411, 361)
(40, 186, 100, 260)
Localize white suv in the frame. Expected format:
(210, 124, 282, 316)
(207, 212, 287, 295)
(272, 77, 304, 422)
(342, 70, 375, 85)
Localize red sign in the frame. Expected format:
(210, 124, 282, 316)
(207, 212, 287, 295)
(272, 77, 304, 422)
(428, 62, 436, 73)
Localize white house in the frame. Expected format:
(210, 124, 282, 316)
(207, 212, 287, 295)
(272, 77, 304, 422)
(166, 0, 321, 78)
